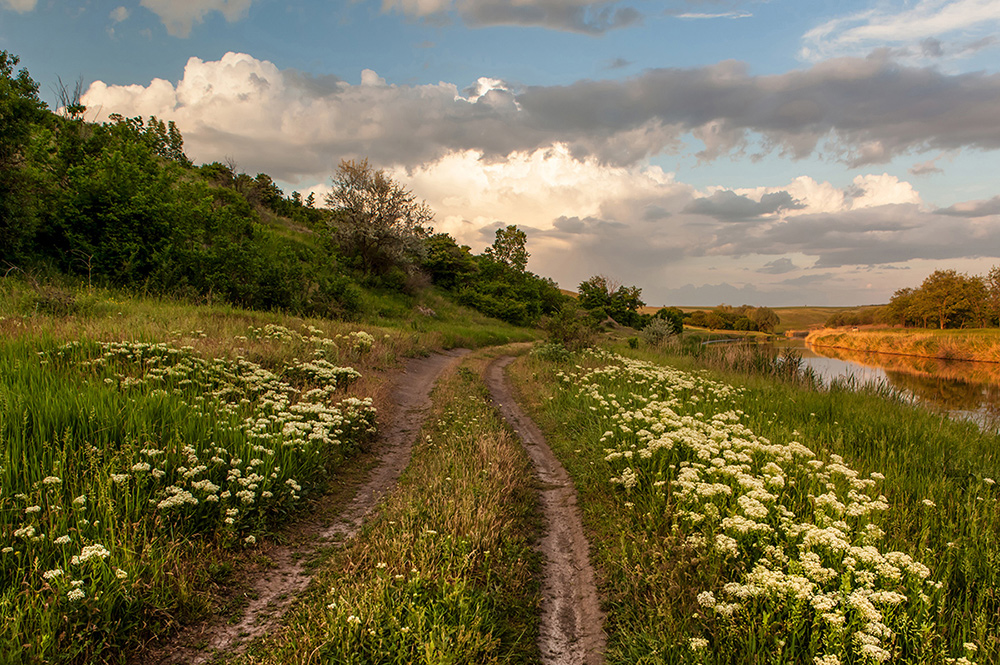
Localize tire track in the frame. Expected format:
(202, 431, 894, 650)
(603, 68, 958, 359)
(151, 349, 469, 665)
(486, 355, 606, 665)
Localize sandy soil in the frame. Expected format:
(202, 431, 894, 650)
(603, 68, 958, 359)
(486, 356, 606, 665)
(147, 349, 469, 665)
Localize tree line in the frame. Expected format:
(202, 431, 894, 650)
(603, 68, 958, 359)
(825, 268, 1000, 330)
(0, 51, 574, 325)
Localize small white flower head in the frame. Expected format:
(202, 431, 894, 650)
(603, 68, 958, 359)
(42, 568, 64, 581)
(689, 637, 708, 651)
(922, 499, 936, 507)
(41, 476, 62, 486)
(72, 495, 86, 506)
(116, 568, 128, 579)
(347, 615, 361, 625)
(24, 505, 41, 514)
(244, 535, 256, 545)
(54, 535, 72, 545)
(67, 588, 86, 601)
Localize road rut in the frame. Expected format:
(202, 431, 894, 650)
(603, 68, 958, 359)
(486, 355, 606, 665)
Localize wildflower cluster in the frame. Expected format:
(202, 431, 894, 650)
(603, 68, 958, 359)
(2, 332, 377, 617)
(553, 352, 963, 664)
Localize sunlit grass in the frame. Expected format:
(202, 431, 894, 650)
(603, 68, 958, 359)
(808, 329, 1000, 364)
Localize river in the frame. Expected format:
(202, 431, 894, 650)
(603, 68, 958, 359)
(787, 340, 1000, 431)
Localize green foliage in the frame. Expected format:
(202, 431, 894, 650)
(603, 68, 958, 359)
(325, 158, 432, 276)
(531, 341, 573, 362)
(0, 50, 48, 264)
(483, 224, 529, 273)
(540, 301, 596, 350)
(423, 233, 477, 289)
(577, 275, 646, 328)
(685, 304, 780, 333)
(640, 317, 678, 346)
(885, 269, 994, 329)
(654, 307, 684, 334)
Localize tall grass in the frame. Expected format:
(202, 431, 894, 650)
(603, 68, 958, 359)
(0, 323, 383, 663)
(509, 346, 1000, 664)
(239, 351, 542, 664)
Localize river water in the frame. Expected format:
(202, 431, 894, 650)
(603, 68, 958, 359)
(788, 341, 1000, 430)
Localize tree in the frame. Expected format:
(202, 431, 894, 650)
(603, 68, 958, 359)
(325, 159, 432, 275)
(654, 306, 684, 334)
(919, 270, 976, 329)
(578, 275, 646, 327)
(987, 265, 1000, 327)
(751, 306, 780, 333)
(423, 232, 477, 289)
(0, 51, 48, 263)
(483, 224, 529, 272)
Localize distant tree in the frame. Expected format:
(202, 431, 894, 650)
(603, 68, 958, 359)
(305, 192, 315, 208)
(483, 224, 529, 272)
(751, 306, 780, 333)
(987, 265, 1000, 326)
(325, 159, 432, 275)
(578, 275, 646, 327)
(654, 306, 684, 334)
(919, 269, 976, 329)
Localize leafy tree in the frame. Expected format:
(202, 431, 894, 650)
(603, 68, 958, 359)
(919, 269, 978, 329)
(986, 266, 1000, 326)
(751, 306, 780, 333)
(0, 50, 48, 264)
(578, 275, 646, 327)
(654, 306, 684, 334)
(483, 224, 529, 272)
(325, 159, 432, 275)
(423, 233, 477, 289)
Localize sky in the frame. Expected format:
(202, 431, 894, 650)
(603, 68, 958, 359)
(3, 0, 1000, 306)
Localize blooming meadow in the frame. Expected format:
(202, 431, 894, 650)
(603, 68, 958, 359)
(0, 324, 378, 663)
(513, 347, 1000, 664)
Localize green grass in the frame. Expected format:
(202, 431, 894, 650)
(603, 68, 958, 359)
(508, 344, 1000, 664)
(239, 350, 542, 665)
(0, 280, 537, 663)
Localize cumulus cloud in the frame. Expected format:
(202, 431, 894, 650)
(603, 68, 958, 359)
(801, 0, 1000, 61)
(110, 6, 130, 22)
(0, 0, 36, 12)
(140, 0, 254, 37)
(78, 52, 1000, 304)
(81, 52, 1000, 177)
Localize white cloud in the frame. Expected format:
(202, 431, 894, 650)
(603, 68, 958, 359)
(802, 0, 1000, 61)
(0, 0, 36, 13)
(110, 6, 130, 23)
(140, 0, 254, 38)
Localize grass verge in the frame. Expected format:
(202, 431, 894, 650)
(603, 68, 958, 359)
(807, 329, 1000, 364)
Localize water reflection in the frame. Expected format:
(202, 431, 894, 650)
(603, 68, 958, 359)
(795, 342, 1000, 430)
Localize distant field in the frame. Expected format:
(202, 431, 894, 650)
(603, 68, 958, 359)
(638, 305, 884, 333)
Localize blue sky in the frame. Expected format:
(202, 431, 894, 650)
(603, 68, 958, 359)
(3, 0, 1000, 306)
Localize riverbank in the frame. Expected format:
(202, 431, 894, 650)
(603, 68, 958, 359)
(807, 327, 1000, 363)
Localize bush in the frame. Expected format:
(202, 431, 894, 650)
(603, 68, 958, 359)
(531, 341, 572, 362)
(640, 317, 679, 346)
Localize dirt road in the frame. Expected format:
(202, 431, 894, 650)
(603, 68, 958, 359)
(486, 355, 606, 665)
(152, 349, 469, 665)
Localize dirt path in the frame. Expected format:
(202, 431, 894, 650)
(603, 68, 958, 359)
(152, 349, 469, 665)
(486, 356, 606, 665)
